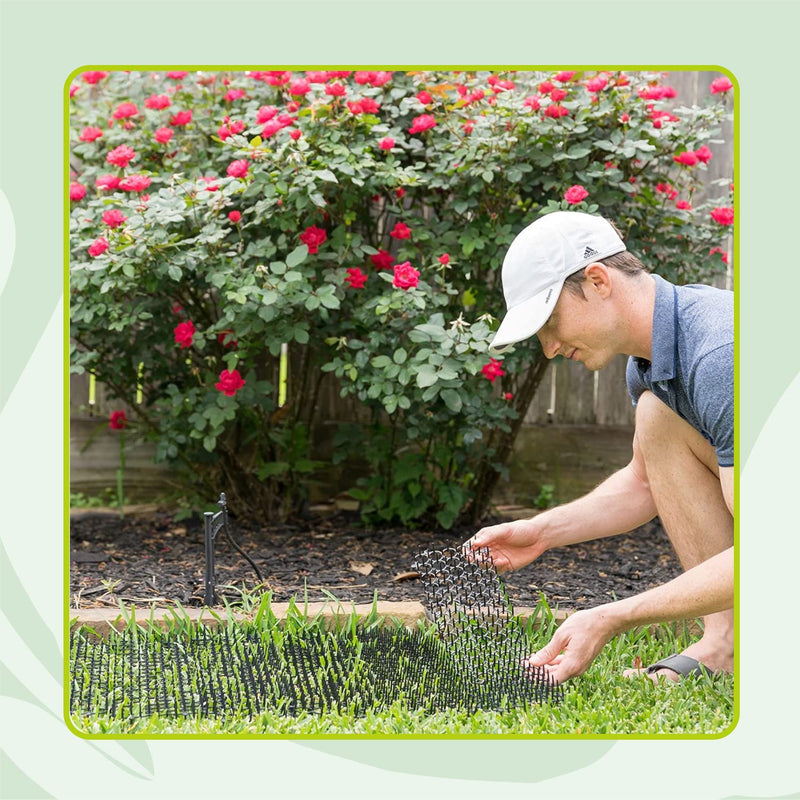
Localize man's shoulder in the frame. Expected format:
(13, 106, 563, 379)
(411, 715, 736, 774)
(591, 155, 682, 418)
(675, 281, 734, 357)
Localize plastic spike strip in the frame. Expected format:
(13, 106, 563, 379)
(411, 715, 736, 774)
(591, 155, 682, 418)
(69, 550, 562, 720)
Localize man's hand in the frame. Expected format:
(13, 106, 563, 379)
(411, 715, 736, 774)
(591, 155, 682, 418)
(463, 517, 549, 573)
(525, 606, 618, 684)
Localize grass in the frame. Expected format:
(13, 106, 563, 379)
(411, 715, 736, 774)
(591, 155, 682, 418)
(68, 594, 734, 737)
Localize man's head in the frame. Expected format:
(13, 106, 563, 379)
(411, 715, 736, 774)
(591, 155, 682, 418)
(490, 212, 646, 363)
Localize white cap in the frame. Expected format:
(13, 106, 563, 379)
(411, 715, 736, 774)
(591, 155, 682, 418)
(489, 212, 626, 353)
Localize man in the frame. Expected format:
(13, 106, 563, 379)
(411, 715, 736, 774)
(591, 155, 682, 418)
(465, 211, 734, 684)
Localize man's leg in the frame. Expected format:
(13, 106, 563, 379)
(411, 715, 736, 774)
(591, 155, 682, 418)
(628, 390, 734, 679)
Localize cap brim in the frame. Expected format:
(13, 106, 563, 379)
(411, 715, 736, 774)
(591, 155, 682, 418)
(489, 279, 565, 354)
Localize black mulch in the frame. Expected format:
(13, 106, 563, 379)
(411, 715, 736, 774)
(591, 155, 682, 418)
(69, 509, 681, 612)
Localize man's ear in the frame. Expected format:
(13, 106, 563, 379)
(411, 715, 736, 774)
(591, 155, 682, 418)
(583, 262, 613, 298)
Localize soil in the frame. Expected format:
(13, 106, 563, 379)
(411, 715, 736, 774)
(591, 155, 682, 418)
(69, 508, 682, 612)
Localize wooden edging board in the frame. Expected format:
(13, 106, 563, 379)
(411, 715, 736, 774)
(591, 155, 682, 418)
(69, 602, 574, 637)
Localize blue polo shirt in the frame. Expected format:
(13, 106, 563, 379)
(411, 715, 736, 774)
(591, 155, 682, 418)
(626, 274, 734, 467)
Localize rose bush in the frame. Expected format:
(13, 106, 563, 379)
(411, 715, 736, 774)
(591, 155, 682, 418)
(69, 69, 733, 526)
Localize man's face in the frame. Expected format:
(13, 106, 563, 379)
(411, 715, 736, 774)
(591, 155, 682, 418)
(535, 280, 617, 371)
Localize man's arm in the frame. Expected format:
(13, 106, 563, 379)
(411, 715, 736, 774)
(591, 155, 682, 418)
(527, 546, 734, 683)
(466, 429, 658, 571)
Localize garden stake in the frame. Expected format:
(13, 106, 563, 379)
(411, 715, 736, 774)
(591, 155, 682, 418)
(203, 492, 264, 606)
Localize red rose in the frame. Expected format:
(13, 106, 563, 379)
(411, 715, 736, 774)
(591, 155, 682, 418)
(379, 137, 395, 150)
(555, 71, 575, 82)
(585, 76, 608, 93)
(88, 236, 109, 257)
(215, 369, 246, 397)
(438, 253, 450, 265)
(113, 102, 138, 120)
(106, 145, 136, 168)
(300, 225, 327, 254)
(324, 83, 347, 97)
(392, 261, 420, 290)
(409, 114, 436, 134)
(345, 267, 368, 289)
(102, 209, 127, 228)
(256, 105, 278, 124)
(69, 182, 86, 201)
(347, 98, 380, 115)
(695, 145, 713, 164)
(544, 103, 569, 118)
(81, 71, 108, 84)
(145, 94, 171, 110)
(96, 174, 121, 191)
(674, 151, 699, 166)
(166, 71, 188, 80)
(227, 159, 249, 178)
(173, 320, 196, 349)
(289, 79, 311, 96)
(108, 410, 128, 430)
(395, 188, 405, 199)
(390, 222, 411, 239)
(710, 77, 733, 94)
(620, 113, 630, 124)
(200, 176, 219, 192)
(289, 128, 302, 140)
(523, 96, 541, 111)
(550, 88, 568, 102)
(503, 392, 514, 401)
(217, 330, 238, 348)
(169, 110, 192, 126)
(154, 127, 174, 144)
(228, 210, 241, 223)
(481, 358, 505, 383)
(370, 249, 394, 270)
(119, 174, 151, 192)
(261, 120, 282, 138)
(538, 80, 554, 94)
(306, 71, 330, 83)
(710, 206, 734, 226)
(676, 200, 692, 210)
(79, 126, 104, 142)
(224, 88, 247, 102)
(564, 185, 589, 205)
(416, 90, 433, 104)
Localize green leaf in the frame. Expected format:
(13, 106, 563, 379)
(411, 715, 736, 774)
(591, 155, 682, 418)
(371, 355, 392, 368)
(393, 348, 407, 365)
(286, 245, 308, 268)
(440, 389, 462, 413)
(319, 292, 340, 309)
(309, 191, 326, 208)
(168, 264, 182, 281)
(315, 168, 338, 183)
(415, 365, 438, 388)
(203, 435, 216, 452)
(257, 461, 290, 479)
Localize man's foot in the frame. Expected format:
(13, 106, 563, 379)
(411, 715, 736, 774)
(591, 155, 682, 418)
(623, 640, 734, 684)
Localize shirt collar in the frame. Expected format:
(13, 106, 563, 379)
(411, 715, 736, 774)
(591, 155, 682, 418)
(647, 273, 677, 382)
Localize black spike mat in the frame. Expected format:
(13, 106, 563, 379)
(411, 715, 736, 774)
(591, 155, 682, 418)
(69, 547, 563, 718)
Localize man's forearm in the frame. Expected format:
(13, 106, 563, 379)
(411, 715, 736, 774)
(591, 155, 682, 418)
(602, 547, 734, 635)
(540, 462, 658, 550)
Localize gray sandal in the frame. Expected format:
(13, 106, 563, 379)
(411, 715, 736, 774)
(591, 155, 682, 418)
(645, 653, 712, 678)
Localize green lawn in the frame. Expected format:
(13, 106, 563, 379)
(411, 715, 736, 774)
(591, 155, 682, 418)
(69, 599, 735, 737)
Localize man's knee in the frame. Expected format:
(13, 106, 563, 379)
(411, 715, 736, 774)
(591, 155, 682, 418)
(635, 391, 718, 474)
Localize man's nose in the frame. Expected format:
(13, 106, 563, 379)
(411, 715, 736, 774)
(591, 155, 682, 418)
(537, 331, 560, 359)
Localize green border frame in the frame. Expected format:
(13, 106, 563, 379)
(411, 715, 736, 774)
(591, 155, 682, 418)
(63, 63, 739, 741)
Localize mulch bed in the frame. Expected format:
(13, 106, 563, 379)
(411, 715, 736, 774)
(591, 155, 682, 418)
(70, 508, 681, 612)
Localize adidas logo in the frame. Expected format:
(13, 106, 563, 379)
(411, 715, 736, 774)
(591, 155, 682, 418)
(583, 246, 599, 259)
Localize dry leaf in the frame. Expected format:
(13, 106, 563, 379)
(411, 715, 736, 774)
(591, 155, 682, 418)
(350, 561, 374, 576)
(393, 570, 419, 582)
